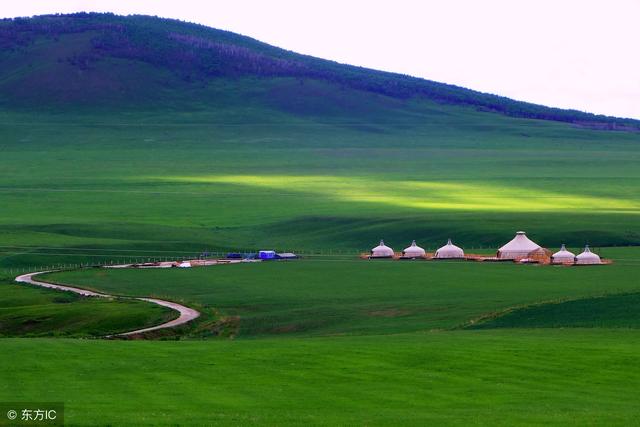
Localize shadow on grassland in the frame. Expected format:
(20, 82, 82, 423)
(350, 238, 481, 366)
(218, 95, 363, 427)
(465, 292, 640, 330)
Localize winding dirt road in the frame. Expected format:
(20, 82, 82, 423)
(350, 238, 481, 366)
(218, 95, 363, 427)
(15, 271, 201, 337)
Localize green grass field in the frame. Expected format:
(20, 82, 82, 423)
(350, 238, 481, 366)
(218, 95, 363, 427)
(1, 101, 640, 269)
(471, 292, 640, 329)
(42, 254, 640, 337)
(2, 96, 640, 425)
(0, 254, 633, 425)
(1, 15, 640, 425)
(3, 330, 640, 425)
(0, 280, 176, 337)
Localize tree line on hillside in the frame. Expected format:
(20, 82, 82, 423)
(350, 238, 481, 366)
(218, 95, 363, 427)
(0, 13, 637, 129)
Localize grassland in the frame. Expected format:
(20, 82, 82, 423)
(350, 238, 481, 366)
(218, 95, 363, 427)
(0, 281, 176, 337)
(1, 14, 640, 425)
(471, 292, 640, 329)
(4, 238, 640, 425)
(1, 75, 639, 427)
(2, 330, 640, 426)
(43, 254, 640, 337)
(1, 100, 640, 270)
(7, 253, 635, 425)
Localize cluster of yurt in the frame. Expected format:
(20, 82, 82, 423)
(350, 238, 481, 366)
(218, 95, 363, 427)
(495, 231, 603, 265)
(368, 238, 465, 260)
(496, 231, 603, 265)
(367, 231, 604, 265)
(552, 244, 602, 265)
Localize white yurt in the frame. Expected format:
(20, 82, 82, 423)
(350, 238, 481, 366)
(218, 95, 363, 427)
(575, 245, 601, 265)
(402, 240, 426, 258)
(497, 231, 544, 259)
(551, 244, 575, 264)
(434, 238, 465, 259)
(371, 239, 394, 258)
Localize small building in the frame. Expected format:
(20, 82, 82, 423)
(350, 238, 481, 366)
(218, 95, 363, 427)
(575, 245, 601, 265)
(551, 244, 575, 264)
(434, 238, 465, 259)
(277, 252, 298, 260)
(402, 240, 426, 258)
(370, 240, 394, 258)
(497, 231, 547, 260)
(259, 250, 277, 260)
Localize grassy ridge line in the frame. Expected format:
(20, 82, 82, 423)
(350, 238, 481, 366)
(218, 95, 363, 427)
(468, 292, 640, 329)
(460, 292, 626, 329)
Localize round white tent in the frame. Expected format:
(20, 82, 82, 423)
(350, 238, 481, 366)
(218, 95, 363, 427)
(402, 240, 426, 258)
(551, 244, 575, 264)
(371, 239, 394, 258)
(575, 245, 601, 265)
(497, 231, 544, 259)
(434, 238, 465, 259)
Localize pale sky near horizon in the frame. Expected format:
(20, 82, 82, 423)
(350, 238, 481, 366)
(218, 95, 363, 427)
(3, 1, 639, 119)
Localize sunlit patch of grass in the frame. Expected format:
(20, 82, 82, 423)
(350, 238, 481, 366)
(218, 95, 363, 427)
(155, 175, 640, 213)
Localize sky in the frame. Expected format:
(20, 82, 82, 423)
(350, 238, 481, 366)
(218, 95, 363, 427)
(3, 0, 639, 119)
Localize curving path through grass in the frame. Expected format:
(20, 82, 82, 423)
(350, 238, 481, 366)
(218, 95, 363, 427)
(15, 271, 200, 337)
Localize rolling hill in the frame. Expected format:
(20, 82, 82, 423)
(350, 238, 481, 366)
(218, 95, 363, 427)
(3, 14, 640, 426)
(1, 13, 638, 129)
(0, 13, 639, 269)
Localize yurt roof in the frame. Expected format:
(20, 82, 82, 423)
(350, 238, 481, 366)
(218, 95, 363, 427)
(403, 240, 425, 253)
(576, 245, 601, 261)
(499, 231, 541, 252)
(552, 244, 575, 258)
(372, 239, 393, 252)
(435, 238, 464, 259)
(436, 238, 464, 253)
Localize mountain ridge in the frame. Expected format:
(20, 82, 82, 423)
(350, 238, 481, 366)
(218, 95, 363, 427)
(1, 12, 638, 130)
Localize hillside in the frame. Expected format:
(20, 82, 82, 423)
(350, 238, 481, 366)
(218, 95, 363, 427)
(0, 13, 638, 129)
(4, 13, 640, 427)
(1, 14, 640, 269)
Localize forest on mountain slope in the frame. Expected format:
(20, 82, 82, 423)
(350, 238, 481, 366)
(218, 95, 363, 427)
(1, 13, 638, 129)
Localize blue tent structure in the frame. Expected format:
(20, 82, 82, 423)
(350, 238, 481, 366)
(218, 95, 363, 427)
(259, 250, 277, 260)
